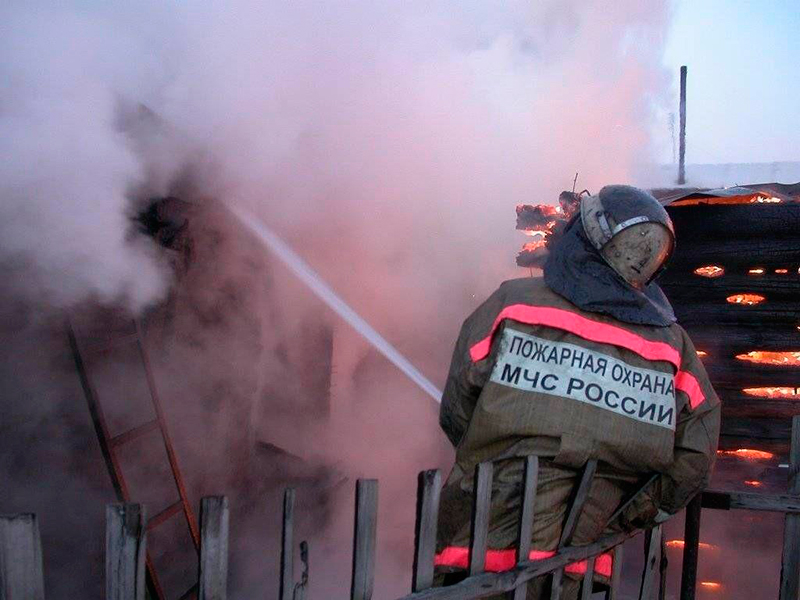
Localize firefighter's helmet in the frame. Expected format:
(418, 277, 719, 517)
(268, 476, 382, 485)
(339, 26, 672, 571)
(580, 185, 675, 288)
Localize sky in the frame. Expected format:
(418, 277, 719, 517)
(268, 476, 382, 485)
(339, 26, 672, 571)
(661, 0, 800, 165)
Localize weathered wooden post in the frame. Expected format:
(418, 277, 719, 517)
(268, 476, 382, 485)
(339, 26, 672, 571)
(412, 470, 441, 592)
(280, 489, 296, 600)
(351, 479, 378, 600)
(514, 456, 539, 600)
(779, 415, 800, 600)
(678, 65, 687, 185)
(469, 462, 494, 576)
(0, 513, 45, 600)
(551, 460, 597, 600)
(679, 494, 703, 600)
(106, 504, 147, 600)
(639, 525, 662, 600)
(605, 545, 624, 600)
(199, 496, 229, 600)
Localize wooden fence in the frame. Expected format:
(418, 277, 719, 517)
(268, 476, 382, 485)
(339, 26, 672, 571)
(4, 419, 800, 600)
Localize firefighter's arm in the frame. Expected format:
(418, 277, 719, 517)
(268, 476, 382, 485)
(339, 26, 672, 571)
(622, 332, 721, 528)
(439, 288, 506, 447)
(439, 324, 482, 447)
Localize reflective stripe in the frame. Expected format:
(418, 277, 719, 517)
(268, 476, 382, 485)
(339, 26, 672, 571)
(434, 546, 613, 578)
(675, 370, 705, 410)
(469, 305, 681, 369)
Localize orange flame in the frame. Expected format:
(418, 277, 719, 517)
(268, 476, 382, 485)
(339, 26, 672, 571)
(748, 268, 765, 275)
(696, 350, 708, 357)
(694, 265, 725, 278)
(775, 269, 789, 274)
(744, 480, 763, 487)
(743, 387, 800, 399)
(726, 294, 765, 305)
(736, 351, 800, 366)
(717, 448, 775, 460)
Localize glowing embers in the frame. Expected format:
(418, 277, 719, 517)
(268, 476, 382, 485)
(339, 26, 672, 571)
(665, 540, 716, 550)
(696, 350, 708, 358)
(700, 581, 723, 591)
(748, 268, 765, 275)
(694, 265, 725, 278)
(744, 480, 764, 488)
(775, 269, 789, 274)
(736, 351, 800, 366)
(717, 448, 775, 460)
(743, 387, 800, 399)
(726, 294, 766, 305)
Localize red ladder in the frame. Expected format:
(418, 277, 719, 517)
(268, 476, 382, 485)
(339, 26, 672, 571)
(67, 317, 199, 599)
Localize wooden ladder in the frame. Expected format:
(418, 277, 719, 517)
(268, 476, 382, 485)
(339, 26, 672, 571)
(67, 317, 199, 600)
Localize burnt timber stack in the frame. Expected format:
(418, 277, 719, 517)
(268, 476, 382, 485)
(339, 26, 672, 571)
(656, 186, 800, 458)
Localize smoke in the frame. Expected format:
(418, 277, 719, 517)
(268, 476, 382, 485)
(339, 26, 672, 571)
(0, 1, 679, 598)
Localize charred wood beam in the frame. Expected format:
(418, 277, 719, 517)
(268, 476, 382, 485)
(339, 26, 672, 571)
(666, 241, 800, 271)
(721, 417, 792, 441)
(719, 395, 800, 420)
(672, 305, 800, 327)
(660, 278, 800, 303)
(703, 363, 800, 388)
(666, 204, 800, 239)
(680, 325, 800, 353)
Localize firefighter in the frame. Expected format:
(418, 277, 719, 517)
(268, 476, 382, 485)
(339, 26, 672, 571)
(434, 185, 720, 598)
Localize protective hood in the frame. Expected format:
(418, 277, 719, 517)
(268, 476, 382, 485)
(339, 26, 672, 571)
(543, 214, 676, 326)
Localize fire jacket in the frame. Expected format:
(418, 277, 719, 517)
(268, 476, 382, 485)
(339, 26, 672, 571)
(440, 276, 720, 521)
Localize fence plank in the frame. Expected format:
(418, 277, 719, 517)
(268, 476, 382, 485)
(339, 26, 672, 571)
(351, 479, 378, 600)
(280, 489, 296, 600)
(469, 462, 494, 576)
(397, 528, 636, 600)
(199, 496, 229, 600)
(412, 470, 441, 592)
(106, 504, 147, 600)
(549, 568, 563, 600)
(679, 494, 703, 600)
(560, 460, 597, 548)
(639, 526, 662, 600)
(512, 457, 539, 600)
(580, 557, 595, 600)
(293, 541, 309, 600)
(658, 535, 668, 600)
(548, 459, 597, 600)
(0, 514, 45, 600)
(603, 544, 623, 600)
(780, 416, 800, 600)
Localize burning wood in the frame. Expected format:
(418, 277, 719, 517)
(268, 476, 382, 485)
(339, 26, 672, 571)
(693, 265, 725, 278)
(717, 448, 775, 460)
(735, 351, 800, 366)
(742, 387, 800, 399)
(515, 204, 562, 232)
(726, 294, 766, 305)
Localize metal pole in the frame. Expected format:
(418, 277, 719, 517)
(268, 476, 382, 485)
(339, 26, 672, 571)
(678, 65, 687, 185)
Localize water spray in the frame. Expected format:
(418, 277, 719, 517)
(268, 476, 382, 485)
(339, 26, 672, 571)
(229, 205, 443, 403)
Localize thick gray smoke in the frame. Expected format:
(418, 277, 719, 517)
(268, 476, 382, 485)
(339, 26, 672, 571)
(1, 1, 679, 598)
